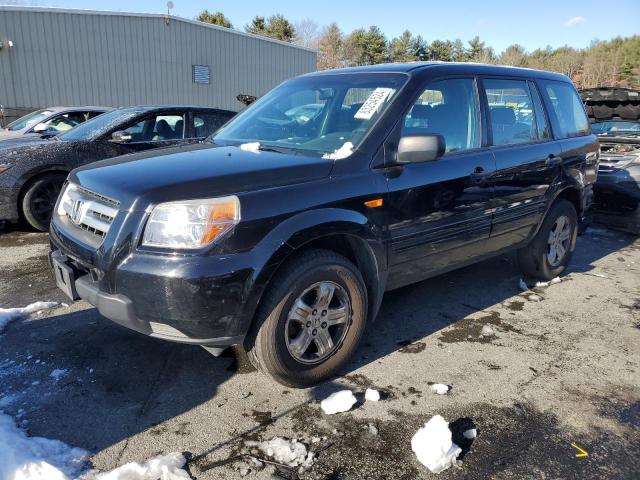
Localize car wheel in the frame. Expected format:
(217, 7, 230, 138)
(21, 173, 66, 231)
(518, 199, 578, 281)
(245, 248, 368, 388)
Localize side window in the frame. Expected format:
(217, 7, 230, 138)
(542, 81, 589, 138)
(192, 113, 228, 138)
(402, 78, 480, 153)
(44, 112, 86, 132)
(122, 114, 185, 141)
(484, 79, 538, 146)
(87, 111, 104, 119)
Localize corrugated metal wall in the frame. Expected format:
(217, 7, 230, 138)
(0, 7, 317, 116)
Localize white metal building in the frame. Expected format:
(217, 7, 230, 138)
(0, 6, 317, 123)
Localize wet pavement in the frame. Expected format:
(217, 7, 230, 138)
(0, 224, 638, 479)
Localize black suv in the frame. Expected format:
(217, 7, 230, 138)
(49, 63, 598, 387)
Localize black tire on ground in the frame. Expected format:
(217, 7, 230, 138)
(518, 199, 578, 281)
(20, 172, 66, 231)
(245, 248, 368, 388)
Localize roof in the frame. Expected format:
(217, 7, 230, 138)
(113, 105, 237, 114)
(44, 106, 112, 112)
(307, 62, 570, 82)
(0, 6, 316, 53)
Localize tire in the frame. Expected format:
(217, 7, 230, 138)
(518, 199, 578, 281)
(245, 248, 368, 388)
(21, 173, 66, 231)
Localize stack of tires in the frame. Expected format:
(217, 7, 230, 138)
(580, 87, 640, 121)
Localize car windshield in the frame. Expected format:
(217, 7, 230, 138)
(212, 73, 407, 157)
(59, 110, 138, 141)
(592, 120, 640, 135)
(5, 109, 54, 131)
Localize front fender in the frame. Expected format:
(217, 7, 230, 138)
(238, 208, 387, 334)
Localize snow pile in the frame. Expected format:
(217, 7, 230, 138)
(411, 415, 462, 474)
(50, 369, 68, 381)
(239, 142, 261, 153)
(463, 428, 477, 439)
(322, 142, 354, 160)
(85, 453, 190, 480)
(245, 437, 314, 469)
(430, 384, 449, 395)
(320, 390, 357, 414)
(534, 277, 560, 288)
(0, 302, 58, 333)
(0, 411, 88, 480)
(365, 388, 380, 402)
(481, 325, 495, 337)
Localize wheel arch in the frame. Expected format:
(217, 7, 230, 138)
(240, 208, 387, 337)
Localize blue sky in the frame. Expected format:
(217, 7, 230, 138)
(12, 0, 640, 52)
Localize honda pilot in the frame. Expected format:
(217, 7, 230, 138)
(49, 63, 598, 387)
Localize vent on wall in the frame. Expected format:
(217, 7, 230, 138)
(192, 65, 210, 84)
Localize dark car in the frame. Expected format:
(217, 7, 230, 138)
(0, 106, 109, 141)
(49, 63, 598, 387)
(0, 105, 235, 230)
(580, 87, 640, 234)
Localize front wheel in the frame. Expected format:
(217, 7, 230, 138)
(21, 173, 66, 231)
(518, 199, 578, 280)
(245, 249, 368, 388)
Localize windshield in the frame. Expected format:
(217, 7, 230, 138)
(5, 109, 54, 131)
(592, 120, 640, 135)
(59, 110, 138, 141)
(213, 73, 407, 157)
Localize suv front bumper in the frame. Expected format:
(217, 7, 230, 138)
(49, 220, 261, 354)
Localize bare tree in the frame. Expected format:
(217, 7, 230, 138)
(317, 22, 343, 70)
(294, 19, 319, 49)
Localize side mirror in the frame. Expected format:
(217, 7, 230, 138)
(397, 134, 445, 164)
(32, 123, 49, 133)
(110, 131, 132, 144)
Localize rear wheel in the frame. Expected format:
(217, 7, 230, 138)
(21, 173, 66, 231)
(518, 199, 578, 280)
(245, 249, 368, 388)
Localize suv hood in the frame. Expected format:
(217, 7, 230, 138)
(70, 143, 335, 209)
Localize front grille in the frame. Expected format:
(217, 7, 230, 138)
(59, 184, 119, 240)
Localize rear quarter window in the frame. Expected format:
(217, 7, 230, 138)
(540, 80, 590, 139)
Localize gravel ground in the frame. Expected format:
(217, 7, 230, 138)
(0, 224, 638, 479)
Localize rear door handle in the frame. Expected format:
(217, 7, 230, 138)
(545, 155, 563, 167)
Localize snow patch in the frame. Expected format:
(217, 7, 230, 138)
(0, 302, 58, 333)
(481, 325, 495, 337)
(84, 453, 190, 480)
(0, 412, 88, 480)
(322, 142, 354, 160)
(430, 384, 450, 395)
(411, 415, 461, 474)
(364, 388, 380, 402)
(239, 142, 261, 153)
(320, 390, 357, 415)
(245, 437, 314, 469)
(463, 428, 477, 439)
(49, 369, 68, 381)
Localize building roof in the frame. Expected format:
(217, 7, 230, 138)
(0, 6, 316, 53)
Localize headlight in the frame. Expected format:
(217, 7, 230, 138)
(142, 196, 240, 249)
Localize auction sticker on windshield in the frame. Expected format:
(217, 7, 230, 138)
(354, 88, 395, 120)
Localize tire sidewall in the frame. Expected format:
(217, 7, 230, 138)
(534, 201, 578, 278)
(258, 259, 367, 387)
(21, 174, 65, 231)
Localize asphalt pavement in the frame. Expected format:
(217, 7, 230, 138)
(0, 224, 638, 479)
